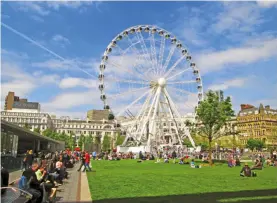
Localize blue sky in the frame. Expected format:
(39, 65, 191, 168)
(1, 1, 277, 119)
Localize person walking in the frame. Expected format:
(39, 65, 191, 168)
(83, 151, 92, 172)
(77, 152, 85, 172)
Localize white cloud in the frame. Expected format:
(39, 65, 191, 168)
(1, 61, 60, 101)
(1, 50, 60, 101)
(16, 2, 50, 16)
(196, 38, 277, 74)
(256, 1, 277, 8)
(32, 59, 75, 70)
(59, 77, 97, 89)
(174, 6, 208, 47)
(46, 1, 93, 10)
(41, 90, 100, 110)
(52, 34, 70, 45)
(207, 78, 248, 91)
(211, 2, 263, 34)
(14, 1, 99, 16)
(30, 15, 44, 23)
(2, 14, 10, 19)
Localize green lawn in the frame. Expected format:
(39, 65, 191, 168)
(87, 160, 277, 203)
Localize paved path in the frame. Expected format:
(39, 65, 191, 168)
(8, 170, 22, 183)
(57, 163, 92, 202)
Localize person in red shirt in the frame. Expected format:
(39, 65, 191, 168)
(83, 151, 92, 172)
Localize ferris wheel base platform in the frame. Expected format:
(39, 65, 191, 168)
(117, 146, 151, 153)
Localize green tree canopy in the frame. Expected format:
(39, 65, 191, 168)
(246, 139, 265, 151)
(34, 127, 41, 134)
(115, 134, 125, 146)
(193, 90, 235, 165)
(102, 135, 111, 151)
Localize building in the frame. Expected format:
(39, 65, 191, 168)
(237, 104, 277, 146)
(4, 91, 40, 112)
(87, 109, 110, 121)
(1, 91, 121, 144)
(1, 120, 64, 170)
(1, 111, 53, 132)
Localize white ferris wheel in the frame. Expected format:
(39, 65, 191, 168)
(98, 25, 203, 149)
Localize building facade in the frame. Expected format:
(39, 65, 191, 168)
(237, 104, 277, 146)
(4, 91, 40, 112)
(54, 117, 120, 143)
(1, 111, 53, 132)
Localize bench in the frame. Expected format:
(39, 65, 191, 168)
(7, 177, 57, 203)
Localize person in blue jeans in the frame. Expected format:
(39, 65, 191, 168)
(83, 151, 92, 172)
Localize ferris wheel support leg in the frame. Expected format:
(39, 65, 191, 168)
(164, 89, 196, 148)
(160, 90, 183, 147)
(147, 88, 161, 146)
(137, 87, 160, 144)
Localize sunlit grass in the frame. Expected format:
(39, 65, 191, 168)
(87, 159, 277, 201)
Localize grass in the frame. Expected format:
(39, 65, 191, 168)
(87, 160, 277, 202)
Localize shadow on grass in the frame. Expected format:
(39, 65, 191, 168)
(91, 188, 277, 203)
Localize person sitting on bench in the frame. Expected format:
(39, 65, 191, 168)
(22, 162, 42, 203)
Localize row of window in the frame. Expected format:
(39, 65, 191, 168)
(56, 129, 114, 135)
(1, 112, 47, 117)
(2, 117, 46, 123)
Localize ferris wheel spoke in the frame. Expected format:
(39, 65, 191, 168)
(166, 67, 191, 81)
(126, 36, 150, 73)
(116, 89, 151, 117)
(167, 80, 196, 85)
(108, 86, 149, 100)
(135, 32, 152, 66)
(158, 36, 165, 76)
(105, 77, 149, 85)
(164, 55, 186, 78)
(106, 60, 148, 82)
(149, 32, 158, 75)
(162, 45, 176, 74)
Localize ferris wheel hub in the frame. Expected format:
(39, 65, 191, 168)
(158, 77, 166, 87)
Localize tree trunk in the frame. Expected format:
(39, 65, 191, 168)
(208, 139, 213, 166)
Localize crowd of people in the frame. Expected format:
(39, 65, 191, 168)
(2, 149, 82, 203)
(2, 147, 277, 203)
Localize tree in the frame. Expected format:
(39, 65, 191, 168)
(256, 140, 265, 151)
(78, 134, 85, 148)
(246, 139, 265, 151)
(24, 123, 31, 130)
(102, 135, 111, 151)
(194, 90, 235, 165)
(115, 134, 125, 146)
(42, 128, 53, 137)
(86, 135, 93, 144)
(183, 138, 193, 147)
(34, 127, 41, 134)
